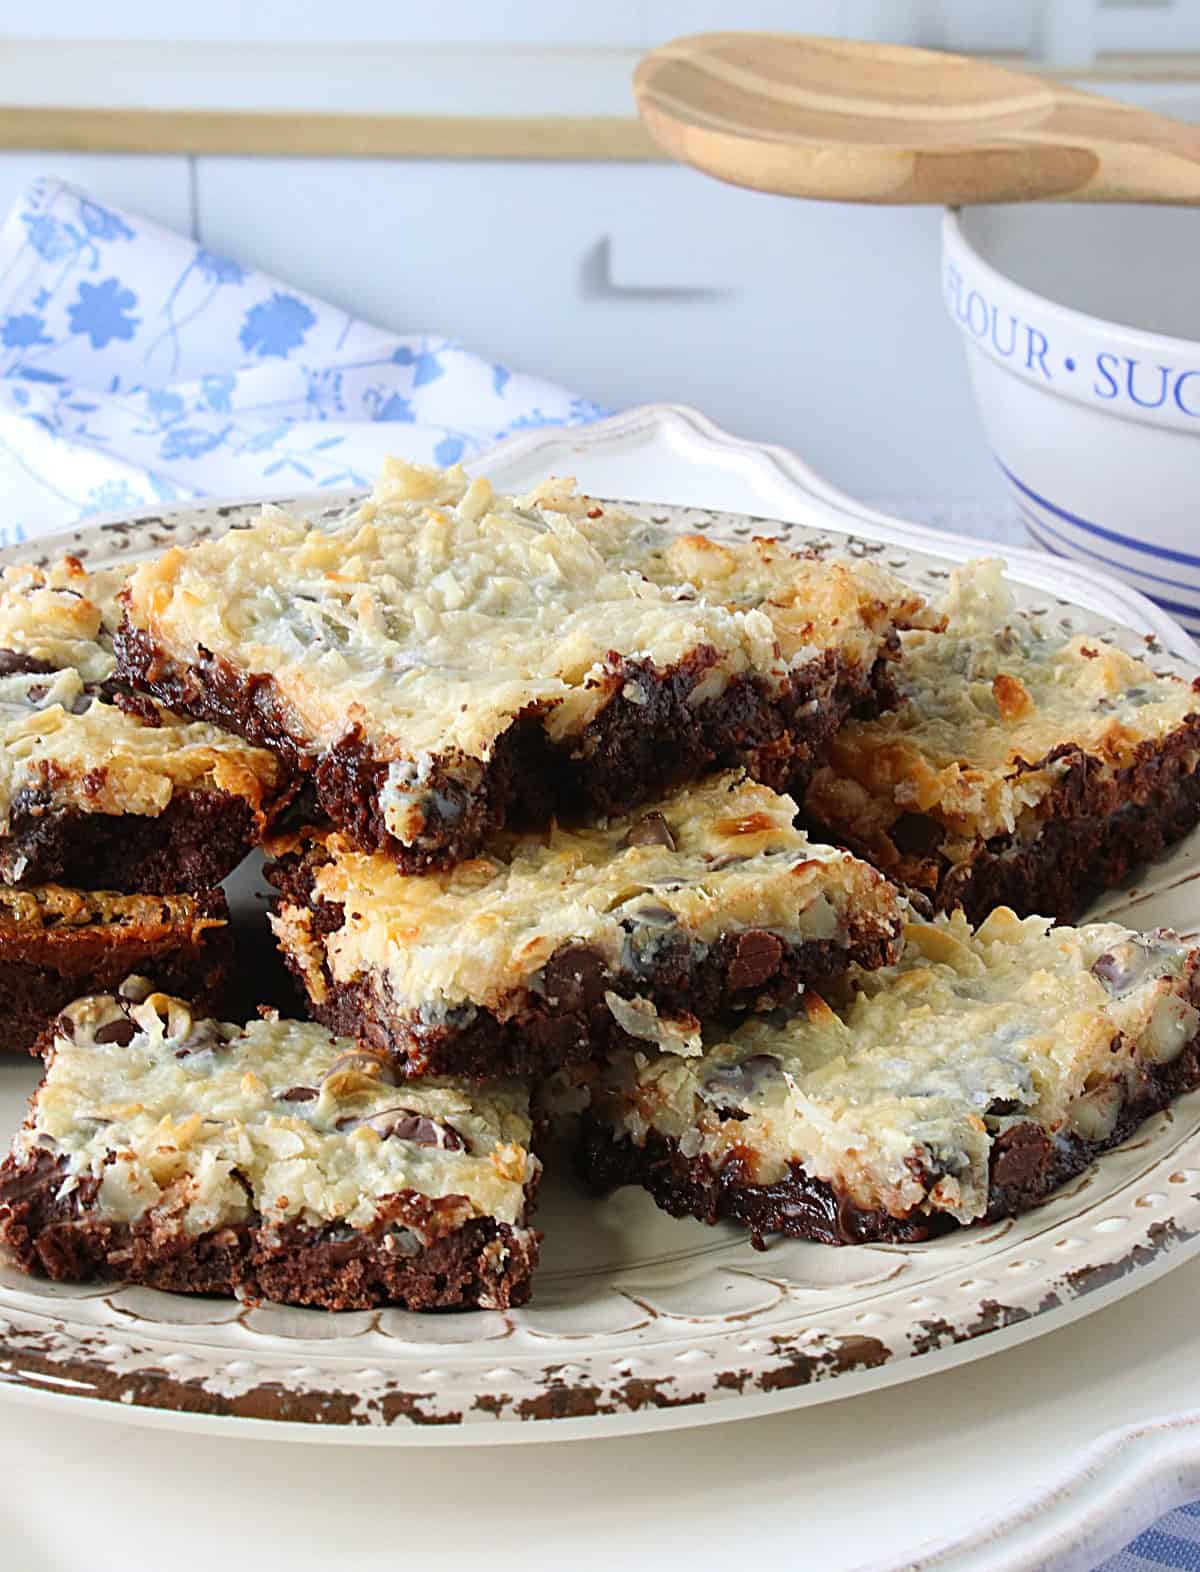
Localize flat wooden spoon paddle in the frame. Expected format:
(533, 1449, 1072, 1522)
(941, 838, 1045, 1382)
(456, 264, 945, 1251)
(634, 34, 1200, 204)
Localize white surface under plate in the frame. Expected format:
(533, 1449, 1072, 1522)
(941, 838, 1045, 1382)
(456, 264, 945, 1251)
(1, 407, 1199, 1572)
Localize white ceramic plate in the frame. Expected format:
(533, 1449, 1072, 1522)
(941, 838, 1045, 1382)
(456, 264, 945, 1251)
(0, 406, 1198, 1471)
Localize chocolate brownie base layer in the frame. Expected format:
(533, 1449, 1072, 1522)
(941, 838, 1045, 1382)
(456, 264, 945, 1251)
(0, 1156, 538, 1311)
(814, 726, 1200, 927)
(0, 789, 258, 894)
(293, 925, 901, 1080)
(1, 891, 232, 1055)
(577, 1025, 1200, 1248)
(268, 856, 903, 1078)
(116, 617, 899, 872)
(942, 760, 1200, 927)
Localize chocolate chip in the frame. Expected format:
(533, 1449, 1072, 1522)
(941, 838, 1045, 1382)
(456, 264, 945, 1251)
(1091, 939, 1162, 995)
(172, 1020, 232, 1058)
(703, 1052, 783, 1114)
(985, 1098, 1022, 1118)
(0, 1149, 70, 1206)
(989, 1122, 1053, 1191)
(1091, 952, 1124, 988)
(279, 1086, 318, 1102)
(94, 1017, 136, 1046)
(738, 1053, 782, 1085)
(67, 693, 94, 716)
(111, 688, 163, 727)
(25, 684, 48, 704)
(343, 1106, 468, 1151)
(890, 811, 944, 859)
(540, 946, 610, 1011)
(0, 649, 55, 677)
(725, 930, 784, 991)
(621, 811, 676, 852)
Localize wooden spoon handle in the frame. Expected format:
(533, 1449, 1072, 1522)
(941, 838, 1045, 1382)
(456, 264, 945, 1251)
(1041, 91, 1200, 205)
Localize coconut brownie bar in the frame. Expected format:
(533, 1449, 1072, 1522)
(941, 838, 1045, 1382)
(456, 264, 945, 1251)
(0, 557, 287, 891)
(0, 992, 540, 1310)
(578, 908, 1200, 1246)
(805, 559, 1200, 924)
(266, 772, 904, 1079)
(114, 459, 932, 872)
(0, 887, 232, 1055)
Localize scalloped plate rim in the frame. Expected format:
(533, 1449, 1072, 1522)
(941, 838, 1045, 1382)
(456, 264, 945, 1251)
(0, 400, 1198, 1565)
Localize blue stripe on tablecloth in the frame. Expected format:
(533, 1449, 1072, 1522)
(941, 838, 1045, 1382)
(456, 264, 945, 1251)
(1100, 1517, 1200, 1570)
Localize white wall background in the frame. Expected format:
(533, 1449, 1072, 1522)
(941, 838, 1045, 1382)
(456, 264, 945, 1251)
(7, 0, 1200, 54)
(0, 2, 1196, 506)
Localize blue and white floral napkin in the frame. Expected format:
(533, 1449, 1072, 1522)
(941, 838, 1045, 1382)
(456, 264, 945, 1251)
(0, 178, 605, 544)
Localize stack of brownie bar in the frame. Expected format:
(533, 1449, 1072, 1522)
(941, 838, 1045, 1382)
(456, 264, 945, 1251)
(2, 460, 1199, 1314)
(0, 554, 287, 1052)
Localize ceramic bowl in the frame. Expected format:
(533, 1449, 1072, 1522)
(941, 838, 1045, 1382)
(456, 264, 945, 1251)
(942, 194, 1200, 634)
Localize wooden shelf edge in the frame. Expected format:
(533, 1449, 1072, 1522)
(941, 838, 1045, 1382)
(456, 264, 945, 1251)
(0, 106, 665, 160)
(3, 47, 1200, 162)
(989, 50, 1200, 83)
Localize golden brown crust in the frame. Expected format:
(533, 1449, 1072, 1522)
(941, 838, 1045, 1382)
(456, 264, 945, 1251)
(0, 888, 231, 1055)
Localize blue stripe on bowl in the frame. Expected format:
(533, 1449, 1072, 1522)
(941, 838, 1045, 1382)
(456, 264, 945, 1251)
(1024, 519, 1200, 631)
(1014, 500, 1200, 597)
(996, 457, 1200, 570)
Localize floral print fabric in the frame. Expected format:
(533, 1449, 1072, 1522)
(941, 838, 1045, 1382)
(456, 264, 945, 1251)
(0, 178, 605, 542)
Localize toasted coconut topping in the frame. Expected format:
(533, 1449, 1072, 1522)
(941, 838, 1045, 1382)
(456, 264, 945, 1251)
(806, 558, 1200, 871)
(590, 907, 1199, 1226)
(0, 557, 281, 829)
(122, 458, 931, 849)
(268, 772, 902, 1021)
(14, 993, 536, 1234)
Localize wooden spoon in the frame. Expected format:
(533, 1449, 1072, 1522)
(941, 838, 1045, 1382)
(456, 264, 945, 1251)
(634, 34, 1200, 205)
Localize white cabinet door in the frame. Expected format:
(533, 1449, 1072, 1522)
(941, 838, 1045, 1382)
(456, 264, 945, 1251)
(194, 156, 996, 502)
